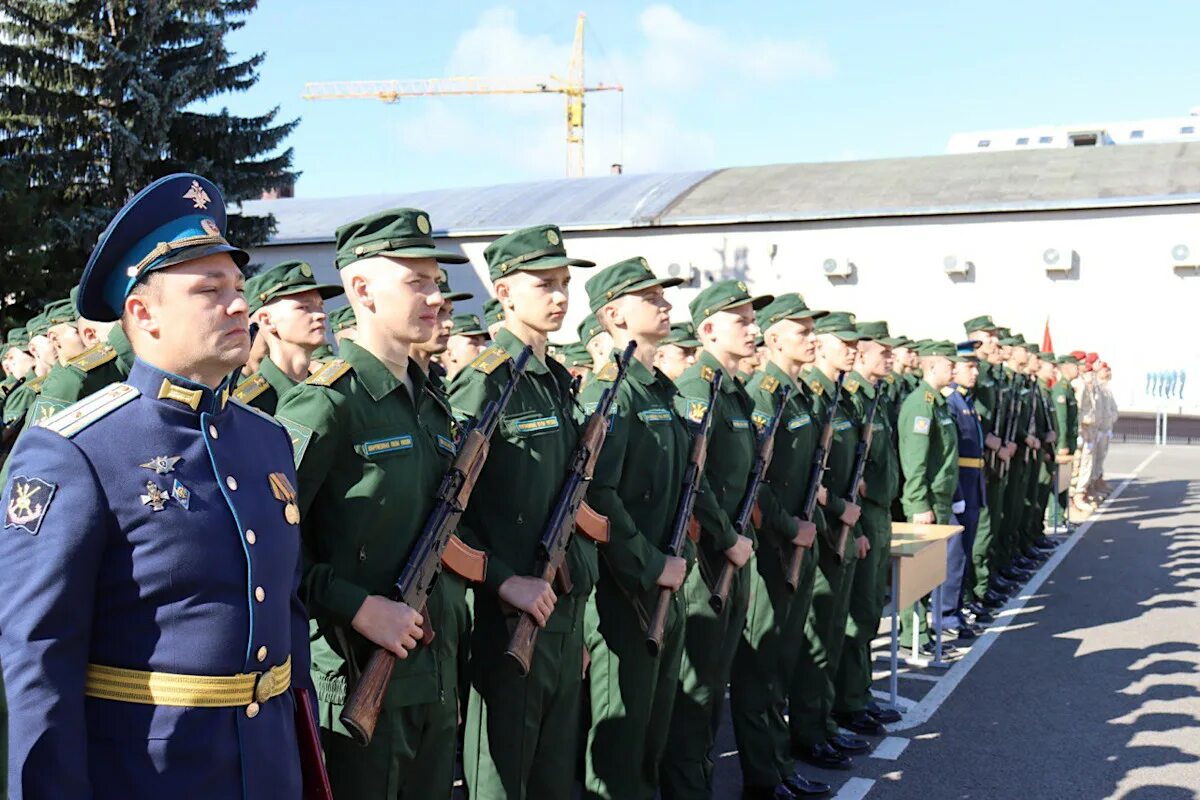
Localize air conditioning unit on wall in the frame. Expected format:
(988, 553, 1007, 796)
(943, 256, 972, 276)
(1042, 247, 1074, 273)
(822, 257, 853, 278)
(1170, 243, 1199, 267)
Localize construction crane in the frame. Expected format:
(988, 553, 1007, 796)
(302, 13, 622, 178)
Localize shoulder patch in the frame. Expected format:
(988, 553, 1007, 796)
(686, 399, 709, 423)
(233, 373, 271, 404)
(68, 342, 118, 373)
(596, 362, 619, 382)
(809, 378, 824, 396)
(4, 476, 58, 536)
(845, 376, 860, 393)
(306, 358, 352, 387)
(469, 346, 511, 375)
(229, 397, 284, 428)
(276, 416, 315, 467)
(925, 391, 936, 404)
(700, 365, 716, 382)
(759, 374, 780, 394)
(27, 375, 46, 394)
(41, 383, 140, 438)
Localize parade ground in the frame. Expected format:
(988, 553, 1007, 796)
(708, 443, 1200, 799)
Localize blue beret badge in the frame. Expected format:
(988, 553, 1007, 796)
(4, 476, 58, 535)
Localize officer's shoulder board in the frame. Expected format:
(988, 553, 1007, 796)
(229, 397, 284, 428)
(884, 374, 896, 385)
(306, 358, 352, 387)
(26, 375, 47, 395)
(469, 346, 511, 376)
(809, 378, 824, 396)
(233, 372, 270, 404)
(41, 382, 140, 438)
(68, 342, 118, 373)
(925, 390, 936, 404)
(844, 376, 860, 394)
(759, 374, 780, 394)
(941, 386, 954, 398)
(595, 361, 619, 382)
(700, 365, 716, 382)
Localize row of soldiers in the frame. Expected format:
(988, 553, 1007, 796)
(0, 172, 1098, 800)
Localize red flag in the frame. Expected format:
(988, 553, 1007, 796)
(1042, 317, 1053, 354)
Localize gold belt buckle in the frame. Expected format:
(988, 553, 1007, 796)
(254, 669, 277, 704)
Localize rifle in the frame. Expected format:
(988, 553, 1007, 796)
(1022, 376, 1039, 465)
(999, 375, 1022, 479)
(784, 372, 843, 590)
(985, 380, 1008, 475)
(645, 371, 722, 656)
(340, 346, 533, 746)
(504, 340, 637, 675)
(835, 379, 882, 562)
(709, 382, 793, 613)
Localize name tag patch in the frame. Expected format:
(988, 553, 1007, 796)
(729, 418, 750, 430)
(834, 419, 853, 432)
(638, 408, 673, 424)
(788, 414, 812, 431)
(513, 415, 560, 435)
(436, 434, 457, 455)
(359, 435, 414, 458)
(939, 416, 955, 426)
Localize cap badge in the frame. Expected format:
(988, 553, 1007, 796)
(547, 229, 560, 246)
(183, 180, 211, 210)
(300, 263, 312, 278)
(417, 214, 431, 235)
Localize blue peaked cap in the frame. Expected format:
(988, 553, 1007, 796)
(77, 173, 249, 322)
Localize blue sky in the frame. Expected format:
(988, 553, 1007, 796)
(215, 0, 1200, 197)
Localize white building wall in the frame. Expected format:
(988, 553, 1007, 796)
(249, 204, 1200, 414)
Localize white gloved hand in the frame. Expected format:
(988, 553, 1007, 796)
(952, 500, 966, 514)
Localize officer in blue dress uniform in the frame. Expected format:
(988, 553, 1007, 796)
(943, 340, 987, 637)
(0, 174, 314, 799)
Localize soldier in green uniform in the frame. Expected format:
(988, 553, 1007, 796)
(411, 267, 473, 382)
(2, 313, 53, 438)
(329, 304, 357, 348)
(274, 208, 470, 799)
(661, 279, 764, 799)
(576, 256, 693, 800)
(1025, 350, 1060, 553)
(832, 320, 903, 734)
(654, 321, 700, 381)
(443, 312, 490, 381)
(232, 261, 342, 413)
(735, 293, 832, 799)
(996, 335, 1039, 584)
(1, 328, 35, 416)
(1053, 354, 1082, 517)
(578, 312, 612, 376)
(21, 298, 87, 426)
(897, 341, 961, 653)
(790, 312, 869, 770)
(448, 224, 597, 800)
(483, 296, 506, 339)
(560, 341, 594, 383)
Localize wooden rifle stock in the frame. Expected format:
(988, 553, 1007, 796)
(506, 341, 637, 675)
(294, 687, 333, 800)
(340, 346, 532, 746)
(834, 379, 883, 562)
(710, 383, 792, 613)
(785, 373, 843, 590)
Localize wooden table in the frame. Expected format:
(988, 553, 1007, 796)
(884, 522, 964, 707)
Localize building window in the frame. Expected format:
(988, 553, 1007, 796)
(1016, 137, 1029, 145)
(1039, 135, 1053, 144)
(1182, 126, 1195, 135)
(977, 139, 991, 148)
(1131, 129, 1144, 139)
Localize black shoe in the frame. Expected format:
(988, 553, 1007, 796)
(784, 773, 833, 797)
(1035, 536, 1060, 548)
(966, 605, 996, 624)
(797, 742, 852, 770)
(991, 575, 1020, 592)
(1026, 547, 1052, 560)
(829, 733, 871, 754)
(742, 784, 800, 800)
(919, 640, 958, 657)
(980, 593, 1005, 610)
(948, 625, 977, 641)
(866, 700, 903, 724)
(1013, 556, 1039, 570)
(833, 709, 885, 736)
(999, 567, 1030, 582)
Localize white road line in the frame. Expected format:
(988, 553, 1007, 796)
(885, 450, 1159, 733)
(833, 777, 877, 799)
(869, 736, 910, 760)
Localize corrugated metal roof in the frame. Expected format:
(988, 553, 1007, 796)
(237, 170, 714, 244)
(661, 142, 1200, 225)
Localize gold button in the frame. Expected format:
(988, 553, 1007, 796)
(255, 586, 265, 602)
(226, 476, 238, 491)
(245, 702, 260, 718)
(257, 646, 267, 662)
(209, 424, 218, 438)
(246, 529, 256, 545)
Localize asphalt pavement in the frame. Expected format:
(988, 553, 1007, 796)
(712, 442, 1200, 800)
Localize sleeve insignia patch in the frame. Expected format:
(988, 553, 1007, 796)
(30, 395, 70, 425)
(686, 399, 709, 423)
(276, 416, 315, 467)
(913, 416, 932, 435)
(4, 476, 57, 535)
(751, 412, 770, 431)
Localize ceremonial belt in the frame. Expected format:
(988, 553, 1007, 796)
(85, 656, 291, 708)
(958, 457, 984, 468)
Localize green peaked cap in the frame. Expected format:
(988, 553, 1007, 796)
(585, 256, 683, 313)
(44, 297, 79, 327)
(963, 314, 996, 334)
(577, 313, 604, 345)
(755, 292, 827, 331)
(328, 305, 357, 334)
(484, 224, 595, 282)
(438, 267, 473, 302)
(25, 312, 51, 338)
(450, 312, 487, 337)
(814, 311, 868, 342)
(335, 207, 468, 270)
(246, 260, 343, 314)
(661, 321, 700, 348)
(918, 340, 957, 358)
(689, 279, 773, 328)
(5, 326, 30, 349)
(483, 297, 505, 329)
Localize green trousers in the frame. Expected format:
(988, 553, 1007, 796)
(972, 473, 1006, 598)
(1019, 457, 1049, 552)
(789, 531, 858, 749)
(464, 598, 585, 800)
(1001, 457, 1031, 569)
(834, 501, 892, 714)
(661, 552, 751, 800)
(584, 574, 685, 800)
(730, 542, 817, 789)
